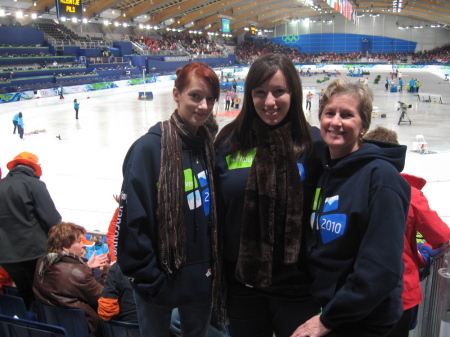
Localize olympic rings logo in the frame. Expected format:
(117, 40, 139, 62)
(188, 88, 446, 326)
(282, 35, 300, 44)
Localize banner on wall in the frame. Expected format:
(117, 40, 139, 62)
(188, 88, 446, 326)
(323, 0, 356, 24)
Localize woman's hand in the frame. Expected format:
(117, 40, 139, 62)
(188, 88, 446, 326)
(291, 315, 331, 337)
(87, 251, 108, 269)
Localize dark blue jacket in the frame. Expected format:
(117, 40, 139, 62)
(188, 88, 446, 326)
(307, 140, 410, 330)
(116, 123, 212, 306)
(214, 126, 325, 296)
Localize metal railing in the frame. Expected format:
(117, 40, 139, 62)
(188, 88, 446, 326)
(410, 241, 450, 337)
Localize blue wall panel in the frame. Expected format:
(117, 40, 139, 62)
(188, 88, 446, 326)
(0, 27, 44, 45)
(272, 34, 417, 54)
(113, 42, 133, 57)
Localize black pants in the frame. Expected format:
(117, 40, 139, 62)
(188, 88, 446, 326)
(385, 306, 417, 337)
(75, 108, 79, 119)
(227, 281, 321, 337)
(225, 100, 230, 111)
(13, 120, 18, 133)
(306, 101, 311, 110)
(325, 321, 396, 337)
(1, 259, 38, 310)
(18, 125, 24, 139)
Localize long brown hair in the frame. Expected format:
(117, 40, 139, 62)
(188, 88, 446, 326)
(215, 54, 311, 156)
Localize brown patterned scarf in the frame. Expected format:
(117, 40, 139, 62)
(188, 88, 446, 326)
(158, 111, 218, 280)
(235, 118, 303, 288)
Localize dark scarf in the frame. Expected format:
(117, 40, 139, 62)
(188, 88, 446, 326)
(158, 111, 218, 278)
(235, 118, 303, 288)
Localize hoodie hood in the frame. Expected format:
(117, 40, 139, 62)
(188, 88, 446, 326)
(325, 139, 407, 173)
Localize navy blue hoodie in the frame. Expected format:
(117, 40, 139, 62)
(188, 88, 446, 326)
(215, 126, 326, 297)
(116, 122, 212, 307)
(306, 140, 411, 330)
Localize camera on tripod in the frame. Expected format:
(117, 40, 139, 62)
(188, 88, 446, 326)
(397, 101, 412, 125)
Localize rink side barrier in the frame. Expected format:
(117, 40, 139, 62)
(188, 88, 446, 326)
(410, 241, 450, 337)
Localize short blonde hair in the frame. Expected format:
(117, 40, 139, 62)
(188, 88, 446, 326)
(318, 78, 373, 133)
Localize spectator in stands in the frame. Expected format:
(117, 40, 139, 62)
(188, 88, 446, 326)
(292, 78, 410, 337)
(0, 152, 61, 310)
(0, 266, 13, 293)
(116, 62, 220, 337)
(364, 126, 450, 337)
(34, 221, 109, 337)
(12, 111, 20, 134)
(106, 194, 120, 263)
(0, 165, 13, 293)
(98, 262, 138, 323)
(86, 232, 109, 260)
(214, 53, 321, 337)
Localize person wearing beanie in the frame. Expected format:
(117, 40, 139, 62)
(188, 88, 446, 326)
(0, 152, 61, 310)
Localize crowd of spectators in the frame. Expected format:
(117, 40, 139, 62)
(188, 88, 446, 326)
(129, 33, 230, 56)
(55, 70, 98, 77)
(236, 40, 450, 64)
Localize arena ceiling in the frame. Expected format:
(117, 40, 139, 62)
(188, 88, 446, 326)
(3, 0, 450, 37)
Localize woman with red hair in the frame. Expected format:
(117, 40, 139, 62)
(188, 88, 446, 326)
(117, 62, 220, 337)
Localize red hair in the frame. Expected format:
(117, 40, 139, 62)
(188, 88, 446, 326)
(174, 62, 220, 101)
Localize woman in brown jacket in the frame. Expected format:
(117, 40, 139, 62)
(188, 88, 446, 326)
(33, 222, 109, 337)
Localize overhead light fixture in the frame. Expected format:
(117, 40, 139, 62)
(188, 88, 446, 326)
(393, 0, 403, 13)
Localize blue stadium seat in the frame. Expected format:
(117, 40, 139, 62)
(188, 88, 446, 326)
(0, 314, 68, 337)
(1, 285, 18, 296)
(35, 301, 90, 337)
(0, 294, 29, 319)
(101, 320, 141, 337)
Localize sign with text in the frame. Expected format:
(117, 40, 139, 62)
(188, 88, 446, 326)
(222, 19, 230, 33)
(55, 0, 84, 20)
